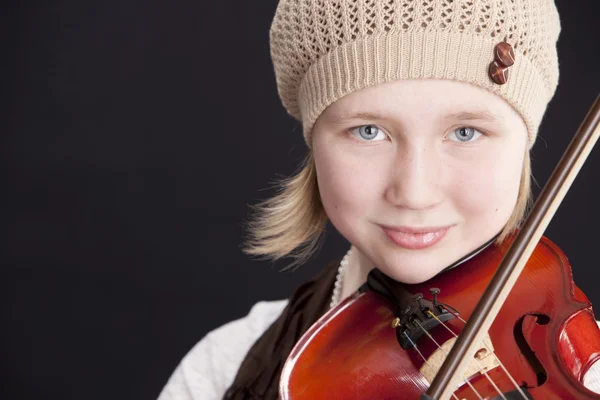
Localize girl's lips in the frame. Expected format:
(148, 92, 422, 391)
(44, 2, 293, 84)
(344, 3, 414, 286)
(381, 225, 452, 249)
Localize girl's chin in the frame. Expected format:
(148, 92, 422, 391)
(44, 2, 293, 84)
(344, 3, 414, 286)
(373, 253, 454, 284)
(370, 237, 473, 283)
(380, 267, 441, 285)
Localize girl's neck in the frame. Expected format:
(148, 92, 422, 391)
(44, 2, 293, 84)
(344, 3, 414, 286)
(339, 246, 373, 301)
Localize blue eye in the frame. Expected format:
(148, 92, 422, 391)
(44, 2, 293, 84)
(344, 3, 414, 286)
(350, 125, 386, 141)
(448, 127, 482, 142)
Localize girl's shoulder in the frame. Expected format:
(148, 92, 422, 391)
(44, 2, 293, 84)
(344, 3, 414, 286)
(158, 299, 288, 400)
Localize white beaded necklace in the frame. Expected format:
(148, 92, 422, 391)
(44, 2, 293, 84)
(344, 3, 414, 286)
(329, 247, 352, 309)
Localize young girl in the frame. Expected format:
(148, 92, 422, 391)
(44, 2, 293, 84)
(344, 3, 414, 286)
(159, 0, 600, 398)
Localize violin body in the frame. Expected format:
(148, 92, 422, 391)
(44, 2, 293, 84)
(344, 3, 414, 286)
(279, 236, 600, 399)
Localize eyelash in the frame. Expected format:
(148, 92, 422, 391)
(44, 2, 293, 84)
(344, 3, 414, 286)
(347, 125, 388, 142)
(447, 126, 486, 143)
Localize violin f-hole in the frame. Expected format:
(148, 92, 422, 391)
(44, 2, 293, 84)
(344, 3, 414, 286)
(513, 313, 550, 387)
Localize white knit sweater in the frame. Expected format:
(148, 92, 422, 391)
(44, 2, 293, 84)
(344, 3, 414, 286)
(158, 300, 600, 399)
(158, 300, 288, 400)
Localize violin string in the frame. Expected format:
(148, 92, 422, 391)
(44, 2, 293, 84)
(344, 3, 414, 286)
(403, 332, 461, 400)
(436, 308, 529, 400)
(414, 320, 484, 400)
(425, 311, 508, 400)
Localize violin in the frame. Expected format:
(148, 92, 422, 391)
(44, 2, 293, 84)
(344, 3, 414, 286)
(279, 97, 600, 400)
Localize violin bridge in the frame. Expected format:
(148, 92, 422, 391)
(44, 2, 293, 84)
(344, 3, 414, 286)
(419, 333, 500, 384)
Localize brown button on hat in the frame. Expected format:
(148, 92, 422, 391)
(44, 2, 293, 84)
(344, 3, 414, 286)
(495, 42, 515, 67)
(489, 41, 515, 85)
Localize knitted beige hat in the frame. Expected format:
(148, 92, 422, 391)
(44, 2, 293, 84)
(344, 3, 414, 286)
(269, 0, 561, 147)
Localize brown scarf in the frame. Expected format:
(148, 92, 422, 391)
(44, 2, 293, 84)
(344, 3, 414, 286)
(223, 259, 340, 400)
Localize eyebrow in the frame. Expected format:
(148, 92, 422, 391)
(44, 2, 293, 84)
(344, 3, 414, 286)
(444, 110, 503, 123)
(345, 111, 384, 120)
(329, 111, 389, 124)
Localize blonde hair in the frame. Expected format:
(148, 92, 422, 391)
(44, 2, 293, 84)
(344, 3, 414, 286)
(243, 152, 328, 267)
(243, 150, 532, 266)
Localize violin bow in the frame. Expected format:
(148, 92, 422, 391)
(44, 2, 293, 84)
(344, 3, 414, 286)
(421, 94, 600, 400)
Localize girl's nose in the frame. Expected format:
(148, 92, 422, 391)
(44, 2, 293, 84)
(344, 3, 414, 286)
(384, 144, 443, 211)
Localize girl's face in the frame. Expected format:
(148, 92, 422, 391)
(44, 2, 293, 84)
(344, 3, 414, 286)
(312, 79, 528, 284)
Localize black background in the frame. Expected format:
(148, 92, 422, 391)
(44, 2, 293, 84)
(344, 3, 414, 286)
(3, 1, 600, 399)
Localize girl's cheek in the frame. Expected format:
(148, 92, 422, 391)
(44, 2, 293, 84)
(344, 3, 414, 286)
(317, 155, 383, 217)
(454, 157, 521, 218)
(321, 169, 376, 210)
